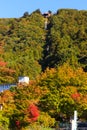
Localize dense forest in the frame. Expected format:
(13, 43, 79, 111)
(0, 9, 87, 130)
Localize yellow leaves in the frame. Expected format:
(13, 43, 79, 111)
(57, 63, 75, 84)
(0, 90, 14, 104)
(37, 62, 87, 120)
(60, 86, 77, 101)
(38, 64, 58, 83)
(40, 67, 56, 80)
(38, 63, 87, 96)
(57, 62, 87, 87)
(75, 68, 87, 86)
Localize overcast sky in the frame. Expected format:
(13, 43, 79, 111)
(0, 0, 87, 18)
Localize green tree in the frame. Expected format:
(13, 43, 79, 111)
(38, 63, 87, 121)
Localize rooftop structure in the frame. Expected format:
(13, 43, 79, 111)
(18, 76, 29, 84)
(43, 11, 52, 18)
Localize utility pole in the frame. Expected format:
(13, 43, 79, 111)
(71, 111, 77, 130)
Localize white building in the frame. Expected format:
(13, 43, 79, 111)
(18, 76, 29, 84)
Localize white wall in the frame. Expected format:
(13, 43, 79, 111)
(18, 76, 29, 84)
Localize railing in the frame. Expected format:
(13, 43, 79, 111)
(78, 128, 87, 130)
(57, 128, 70, 130)
(57, 127, 87, 130)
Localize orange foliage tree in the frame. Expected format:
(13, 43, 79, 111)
(0, 59, 15, 83)
(38, 63, 87, 121)
(8, 81, 42, 129)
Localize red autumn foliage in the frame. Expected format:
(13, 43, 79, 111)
(15, 120, 20, 128)
(0, 60, 15, 74)
(27, 103, 39, 122)
(71, 92, 80, 100)
(0, 61, 7, 67)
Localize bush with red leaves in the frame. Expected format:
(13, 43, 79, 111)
(71, 92, 80, 100)
(0, 61, 7, 67)
(15, 120, 20, 128)
(27, 103, 39, 122)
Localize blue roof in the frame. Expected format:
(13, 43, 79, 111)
(0, 84, 16, 92)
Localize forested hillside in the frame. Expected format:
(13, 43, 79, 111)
(43, 9, 87, 70)
(0, 9, 87, 130)
(0, 9, 87, 83)
(0, 10, 46, 82)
